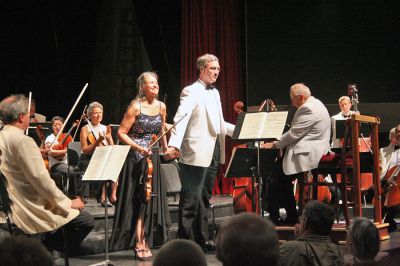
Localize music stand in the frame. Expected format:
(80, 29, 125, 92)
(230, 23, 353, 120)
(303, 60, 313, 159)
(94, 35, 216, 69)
(226, 147, 278, 214)
(83, 145, 130, 266)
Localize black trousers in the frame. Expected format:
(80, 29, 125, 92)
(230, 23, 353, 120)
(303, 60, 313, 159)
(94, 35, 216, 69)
(42, 211, 94, 252)
(266, 157, 300, 224)
(178, 139, 220, 242)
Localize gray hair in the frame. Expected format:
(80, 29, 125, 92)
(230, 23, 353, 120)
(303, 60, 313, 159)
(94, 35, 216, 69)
(290, 83, 311, 99)
(389, 127, 396, 140)
(196, 54, 219, 70)
(136, 71, 159, 99)
(87, 101, 103, 117)
(348, 217, 380, 261)
(0, 94, 29, 124)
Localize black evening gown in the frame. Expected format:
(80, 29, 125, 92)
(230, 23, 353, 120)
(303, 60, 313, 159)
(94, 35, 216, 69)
(109, 111, 171, 251)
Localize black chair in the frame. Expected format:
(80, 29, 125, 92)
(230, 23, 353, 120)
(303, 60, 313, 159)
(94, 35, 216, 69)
(67, 141, 84, 197)
(0, 171, 17, 235)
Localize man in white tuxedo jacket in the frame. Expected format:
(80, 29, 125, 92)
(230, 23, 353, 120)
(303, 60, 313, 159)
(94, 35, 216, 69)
(165, 54, 234, 249)
(263, 83, 331, 225)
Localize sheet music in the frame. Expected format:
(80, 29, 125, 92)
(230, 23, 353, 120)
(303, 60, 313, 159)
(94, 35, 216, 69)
(82, 145, 130, 182)
(260, 111, 288, 140)
(238, 111, 288, 140)
(239, 112, 268, 139)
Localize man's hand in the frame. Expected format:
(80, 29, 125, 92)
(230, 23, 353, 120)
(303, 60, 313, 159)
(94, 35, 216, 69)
(71, 197, 85, 210)
(261, 142, 275, 149)
(164, 147, 180, 161)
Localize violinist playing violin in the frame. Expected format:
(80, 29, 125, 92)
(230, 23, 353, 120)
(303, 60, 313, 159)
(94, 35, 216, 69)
(78, 102, 115, 206)
(379, 124, 400, 232)
(45, 116, 80, 195)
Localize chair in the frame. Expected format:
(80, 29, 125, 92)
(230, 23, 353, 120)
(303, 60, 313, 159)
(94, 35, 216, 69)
(0, 171, 17, 235)
(160, 163, 181, 204)
(67, 141, 84, 198)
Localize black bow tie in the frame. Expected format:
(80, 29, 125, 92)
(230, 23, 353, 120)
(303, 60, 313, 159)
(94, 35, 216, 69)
(343, 114, 351, 118)
(206, 84, 215, 90)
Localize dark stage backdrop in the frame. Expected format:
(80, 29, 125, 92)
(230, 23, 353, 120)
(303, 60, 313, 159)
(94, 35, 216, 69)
(246, 1, 400, 107)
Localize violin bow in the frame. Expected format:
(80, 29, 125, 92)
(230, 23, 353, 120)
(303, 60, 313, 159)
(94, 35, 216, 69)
(25, 91, 32, 135)
(72, 105, 88, 141)
(50, 83, 88, 149)
(148, 113, 188, 150)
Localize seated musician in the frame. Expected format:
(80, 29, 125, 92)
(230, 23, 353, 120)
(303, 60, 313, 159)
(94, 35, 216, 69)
(330, 96, 358, 148)
(262, 83, 331, 225)
(0, 94, 94, 251)
(29, 98, 46, 123)
(78, 101, 115, 206)
(379, 124, 400, 232)
(45, 116, 79, 195)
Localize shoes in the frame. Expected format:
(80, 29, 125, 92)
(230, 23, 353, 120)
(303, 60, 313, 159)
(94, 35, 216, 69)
(100, 199, 112, 207)
(197, 240, 215, 252)
(133, 248, 152, 261)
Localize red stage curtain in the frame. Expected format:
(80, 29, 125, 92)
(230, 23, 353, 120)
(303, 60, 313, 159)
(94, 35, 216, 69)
(180, 0, 245, 195)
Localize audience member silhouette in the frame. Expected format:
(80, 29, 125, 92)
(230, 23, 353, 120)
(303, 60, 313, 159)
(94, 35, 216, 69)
(153, 239, 206, 266)
(345, 217, 380, 265)
(279, 201, 343, 265)
(0, 235, 54, 266)
(216, 212, 280, 266)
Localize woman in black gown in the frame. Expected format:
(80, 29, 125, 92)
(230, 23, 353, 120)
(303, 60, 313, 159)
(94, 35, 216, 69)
(109, 72, 170, 260)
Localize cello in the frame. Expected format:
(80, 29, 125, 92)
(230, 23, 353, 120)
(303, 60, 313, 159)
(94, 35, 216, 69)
(382, 164, 400, 207)
(231, 100, 269, 214)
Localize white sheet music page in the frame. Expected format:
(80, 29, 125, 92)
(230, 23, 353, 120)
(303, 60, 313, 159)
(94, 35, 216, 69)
(99, 145, 130, 182)
(238, 112, 268, 139)
(82, 145, 130, 182)
(260, 111, 288, 140)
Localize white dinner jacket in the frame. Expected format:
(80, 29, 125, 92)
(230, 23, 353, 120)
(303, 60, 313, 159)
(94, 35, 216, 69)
(168, 80, 235, 167)
(275, 96, 331, 175)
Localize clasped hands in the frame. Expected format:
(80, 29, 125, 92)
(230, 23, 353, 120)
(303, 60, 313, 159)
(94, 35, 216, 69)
(164, 147, 180, 161)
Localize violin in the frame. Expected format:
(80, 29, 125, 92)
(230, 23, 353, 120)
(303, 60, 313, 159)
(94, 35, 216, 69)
(52, 120, 79, 151)
(143, 134, 157, 202)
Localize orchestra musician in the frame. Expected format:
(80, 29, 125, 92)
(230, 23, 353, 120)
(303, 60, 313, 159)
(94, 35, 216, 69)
(164, 54, 235, 251)
(45, 116, 81, 195)
(330, 96, 358, 148)
(379, 124, 400, 232)
(78, 102, 115, 206)
(0, 94, 94, 251)
(29, 98, 46, 123)
(262, 83, 331, 225)
(110, 71, 169, 260)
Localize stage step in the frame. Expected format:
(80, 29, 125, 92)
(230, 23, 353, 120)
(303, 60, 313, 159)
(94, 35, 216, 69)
(78, 195, 234, 255)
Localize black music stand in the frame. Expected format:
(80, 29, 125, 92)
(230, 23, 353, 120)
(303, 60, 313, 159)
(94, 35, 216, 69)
(225, 147, 278, 214)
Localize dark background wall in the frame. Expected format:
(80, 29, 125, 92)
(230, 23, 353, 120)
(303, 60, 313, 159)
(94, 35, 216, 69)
(246, 0, 400, 106)
(1, 1, 399, 140)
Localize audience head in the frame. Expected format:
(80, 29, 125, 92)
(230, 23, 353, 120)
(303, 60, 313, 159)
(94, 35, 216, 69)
(338, 96, 352, 115)
(300, 200, 335, 236)
(0, 94, 30, 128)
(216, 212, 279, 266)
(153, 239, 206, 266)
(347, 217, 380, 262)
(136, 71, 159, 99)
(290, 83, 311, 108)
(0, 235, 54, 266)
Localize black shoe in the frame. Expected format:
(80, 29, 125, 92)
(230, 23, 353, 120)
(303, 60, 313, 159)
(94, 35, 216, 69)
(197, 240, 215, 252)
